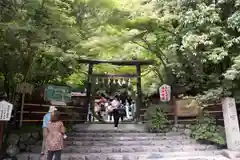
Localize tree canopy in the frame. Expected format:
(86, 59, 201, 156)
(1, 0, 240, 103)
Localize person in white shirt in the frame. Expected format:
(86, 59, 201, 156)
(110, 96, 120, 128)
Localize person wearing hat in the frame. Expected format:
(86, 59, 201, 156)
(41, 106, 57, 155)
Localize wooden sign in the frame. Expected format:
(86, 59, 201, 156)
(16, 83, 34, 94)
(175, 99, 200, 117)
(159, 84, 171, 102)
(71, 92, 86, 97)
(44, 85, 71, 102)
(0, 101, 13, 121)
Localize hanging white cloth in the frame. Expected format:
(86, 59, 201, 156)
(128, 79, 131, 86)
(96, 78, 98, 84)
(118, 79, 121, 86)
(122, 79, 126, 85)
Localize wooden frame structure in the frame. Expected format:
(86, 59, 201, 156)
(79, 59, 154, 122)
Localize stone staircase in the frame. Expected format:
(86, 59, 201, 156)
(18, 124, 229, 160)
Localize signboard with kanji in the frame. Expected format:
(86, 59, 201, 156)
(44, 85, 71, 102)
(159, 84, 171, 102)
(175, 99, 199, 117)
(0, 101, 13, 121)
(16, 83, 34, 94)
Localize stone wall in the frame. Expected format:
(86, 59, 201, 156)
(2, 130, 42, 159)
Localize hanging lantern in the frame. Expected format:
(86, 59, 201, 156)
(108, 78, 111, 84)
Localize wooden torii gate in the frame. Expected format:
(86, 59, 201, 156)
(78, 59, 154, 122)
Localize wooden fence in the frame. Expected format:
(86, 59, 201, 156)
(15, 103, 88, 124)
(16, 96, 240, 125)
(139, 101, 240, 125)
(17, 103, 231, 124)
(15, 88, 89, 125)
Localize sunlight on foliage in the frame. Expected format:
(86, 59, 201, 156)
(1, 0, 240, 102)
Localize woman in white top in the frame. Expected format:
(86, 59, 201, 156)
(110, 96, 120, 128)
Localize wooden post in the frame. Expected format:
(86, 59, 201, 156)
(86, 63, 93, 121)
(0, 122, 4, 150)
(19, 93, 25, 128)
(90, 76, 96, 121)
(172, 96, 178, 126)
(136, 64, 142, 122)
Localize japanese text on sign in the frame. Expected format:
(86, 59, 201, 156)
(0, 101, 13, 121)
(44, 85, 71, 102)
(159, 84, 171, 102)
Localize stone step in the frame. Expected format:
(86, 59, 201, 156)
(72, 124, 146, 133)
(30, 144, 218, 154)
(67, 131, 186, 137)
(71, 129, 187, 133)
(63, 139, 197, 146)
(18, 150, 225, 160)
(71, 124, 190, 133)
(149, 155, 229, 160)
(66, 135, 191, 141)
(72, 128, 148, 133)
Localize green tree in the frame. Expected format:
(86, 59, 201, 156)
(2, 0, 240, 104)
(82, 0, 240, 102)
(0, 0, 83, 100)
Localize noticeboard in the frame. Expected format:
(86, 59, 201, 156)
(159, 84, 171, 102)
(0, 101, 13, 121)
(175, 99, 200, 117)
(44, 85, 71, 102)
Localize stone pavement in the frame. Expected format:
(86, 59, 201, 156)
(18, 124, 230, 160)
(72, 123, 146, 131)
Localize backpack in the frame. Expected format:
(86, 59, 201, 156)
(117, 105, 126, 117)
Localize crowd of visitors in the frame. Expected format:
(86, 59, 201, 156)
(40, 94, 135, 159)
(88, 94, 136, 128)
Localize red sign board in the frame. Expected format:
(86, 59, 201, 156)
(159, 84, 171, 102)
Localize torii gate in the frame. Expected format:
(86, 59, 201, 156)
(78, 59, 154, 122)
